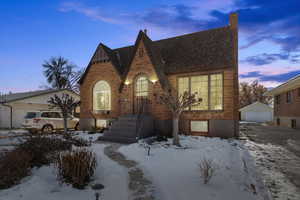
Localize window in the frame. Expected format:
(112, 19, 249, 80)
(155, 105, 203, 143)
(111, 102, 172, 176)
(275, 95, 280, 104)
(277, 118, 280, 126)
(191, 121, 208, 132)
(135, 76, 149, 97)
(210, 74, 223, 110)
(25, 112, 37, 119)
(191, 75, 208, 110)
(50, 112, 61, 118)
(41, 112, 50, 118)
(286, 91, 292, 103)
(291, 119, 296, 129)
(177, 73, 223, 111)
(93, 81, 111, 111)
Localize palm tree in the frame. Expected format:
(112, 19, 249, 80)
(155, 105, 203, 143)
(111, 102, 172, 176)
(43, 57, 81, 92)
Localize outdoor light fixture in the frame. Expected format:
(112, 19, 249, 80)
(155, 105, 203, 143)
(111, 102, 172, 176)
(151, 79, 157, 84)
(125, 80, 130, 85)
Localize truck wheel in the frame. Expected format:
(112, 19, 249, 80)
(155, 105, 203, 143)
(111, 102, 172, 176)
(42, 125, 53, 134)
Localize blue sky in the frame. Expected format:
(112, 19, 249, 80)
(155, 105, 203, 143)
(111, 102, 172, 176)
(0, 0, 300, 93)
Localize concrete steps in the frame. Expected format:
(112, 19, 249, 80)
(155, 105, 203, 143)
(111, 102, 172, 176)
(98, 114, 154, 144)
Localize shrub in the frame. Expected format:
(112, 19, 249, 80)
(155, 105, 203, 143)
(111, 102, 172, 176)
(55, 148, 97, 189)
(0, 150, 32, 189)
(199, 158, 217, 184)
(17, 136, 72, 167)
(68, 137, 90, 147)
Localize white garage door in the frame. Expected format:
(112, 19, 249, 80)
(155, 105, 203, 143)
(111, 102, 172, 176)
(245, 112, 271, 122)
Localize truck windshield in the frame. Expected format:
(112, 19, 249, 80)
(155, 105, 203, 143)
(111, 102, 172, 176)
(25, 112, 37, 119)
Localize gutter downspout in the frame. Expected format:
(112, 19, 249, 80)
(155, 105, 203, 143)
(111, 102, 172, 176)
(0, 102, 13, 129)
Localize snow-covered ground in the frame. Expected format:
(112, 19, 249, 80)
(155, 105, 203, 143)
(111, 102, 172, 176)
(0, 138, 130, 200)
(0, 134, 271, 200)
(245, 140, 300, 200)
(120, 136, 271, 200)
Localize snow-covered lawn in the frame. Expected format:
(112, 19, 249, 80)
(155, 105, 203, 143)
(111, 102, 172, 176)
(0, 133, 130, 200)
(0, 134, 271, 200)
(120, 136, 271, 200)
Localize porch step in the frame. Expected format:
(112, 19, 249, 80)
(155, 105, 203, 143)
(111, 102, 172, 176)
(97, 114, 154, 144)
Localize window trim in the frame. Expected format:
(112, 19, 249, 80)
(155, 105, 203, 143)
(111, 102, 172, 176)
(93, 80, 111, 111)
(190, 120, 209, 134)
(286, 91, 292, 103)
(275, 95, 280, 104)
(177, 72, 224, 112)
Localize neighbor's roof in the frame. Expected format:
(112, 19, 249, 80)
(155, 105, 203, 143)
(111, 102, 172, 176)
(0, 89, 79, 103)
(79, 25, 235, 85)
(264, 74, 300, 96)
(239, 101, 273, 112)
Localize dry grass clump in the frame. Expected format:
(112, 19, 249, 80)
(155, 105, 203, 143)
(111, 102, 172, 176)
(55, 148, 97, 189)
(17, 136, 72, 167)
(0, 150, 32, 189)
(199, 158, 217, 184)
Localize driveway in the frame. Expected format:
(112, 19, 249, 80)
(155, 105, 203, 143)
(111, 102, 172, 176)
(241, 122, 300, 200)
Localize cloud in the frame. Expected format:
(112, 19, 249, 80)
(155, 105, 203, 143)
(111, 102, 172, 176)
(240, 69, 300, 82)
(242, 53, 292, 65)
(59, 0, 300, 64)
(59, 2, 120, 24)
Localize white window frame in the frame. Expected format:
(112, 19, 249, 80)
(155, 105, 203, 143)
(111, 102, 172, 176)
(93, 80, 111, 111)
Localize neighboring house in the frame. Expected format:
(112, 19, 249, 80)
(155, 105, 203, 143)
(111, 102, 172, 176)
(79, 13, 239, 138)
(239, 102, 273, 122)
(265, 75, 300, 129)
(0, 89, 80, 129)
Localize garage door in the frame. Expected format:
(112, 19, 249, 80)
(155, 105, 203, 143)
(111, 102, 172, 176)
(245, 112, 271, 122)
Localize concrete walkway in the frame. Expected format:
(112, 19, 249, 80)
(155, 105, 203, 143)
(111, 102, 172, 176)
(103, 143, 155, 200)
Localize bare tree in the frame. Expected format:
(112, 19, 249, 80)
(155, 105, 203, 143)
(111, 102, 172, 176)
(239, 80, 272, 108)
(48, 94, 80, 134)
(154, 89, 202, 146)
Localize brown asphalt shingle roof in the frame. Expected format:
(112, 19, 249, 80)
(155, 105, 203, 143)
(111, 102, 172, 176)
(79, 25, 234, 84)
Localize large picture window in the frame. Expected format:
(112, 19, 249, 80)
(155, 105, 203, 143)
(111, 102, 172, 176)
(93, 81, 111, 111)
(177, 73, 223, 111)
(191, 75, 209, 110)
(210, 74, 223, 110)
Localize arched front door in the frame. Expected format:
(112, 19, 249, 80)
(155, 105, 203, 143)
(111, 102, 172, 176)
(134, 75, 150, 114)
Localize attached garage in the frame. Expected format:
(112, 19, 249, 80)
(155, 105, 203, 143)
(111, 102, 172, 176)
(239, 102, 273, 123)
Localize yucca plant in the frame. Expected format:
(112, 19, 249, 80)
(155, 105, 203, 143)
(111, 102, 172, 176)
(55, 148, 97, 189)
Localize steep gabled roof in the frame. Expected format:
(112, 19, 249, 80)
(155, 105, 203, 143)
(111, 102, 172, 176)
(79, 25, 235, 85)
(79, 43, 124, 84)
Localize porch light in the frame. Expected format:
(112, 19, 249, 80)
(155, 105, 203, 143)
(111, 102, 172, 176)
(151, 79, 158, 84)
(125, 80, 130, 85)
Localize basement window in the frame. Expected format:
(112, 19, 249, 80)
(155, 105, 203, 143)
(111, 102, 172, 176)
(190, 120, 208, 133)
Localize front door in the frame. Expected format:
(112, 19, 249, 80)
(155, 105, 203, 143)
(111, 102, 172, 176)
(134, 75, 150, 114)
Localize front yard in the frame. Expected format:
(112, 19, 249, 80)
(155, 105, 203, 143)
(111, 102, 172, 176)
(0, 131, 270, 200)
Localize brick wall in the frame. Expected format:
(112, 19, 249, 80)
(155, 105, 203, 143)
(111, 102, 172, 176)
(274, 87, 300, 117)
(80, 61, 122, 120)
(80, 40, 239, 136)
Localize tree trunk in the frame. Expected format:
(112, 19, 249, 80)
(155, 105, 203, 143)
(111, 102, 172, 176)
(172, 116, 180, 146)
(63, 116, 68, 134)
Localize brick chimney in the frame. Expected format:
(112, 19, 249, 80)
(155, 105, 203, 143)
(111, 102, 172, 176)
(144, 29, 147, 35)
(229, 13, 238, 29)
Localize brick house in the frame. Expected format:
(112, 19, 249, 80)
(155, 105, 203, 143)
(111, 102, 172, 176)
(79, 13, 239, 139)
(265, 75, 300, 129)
